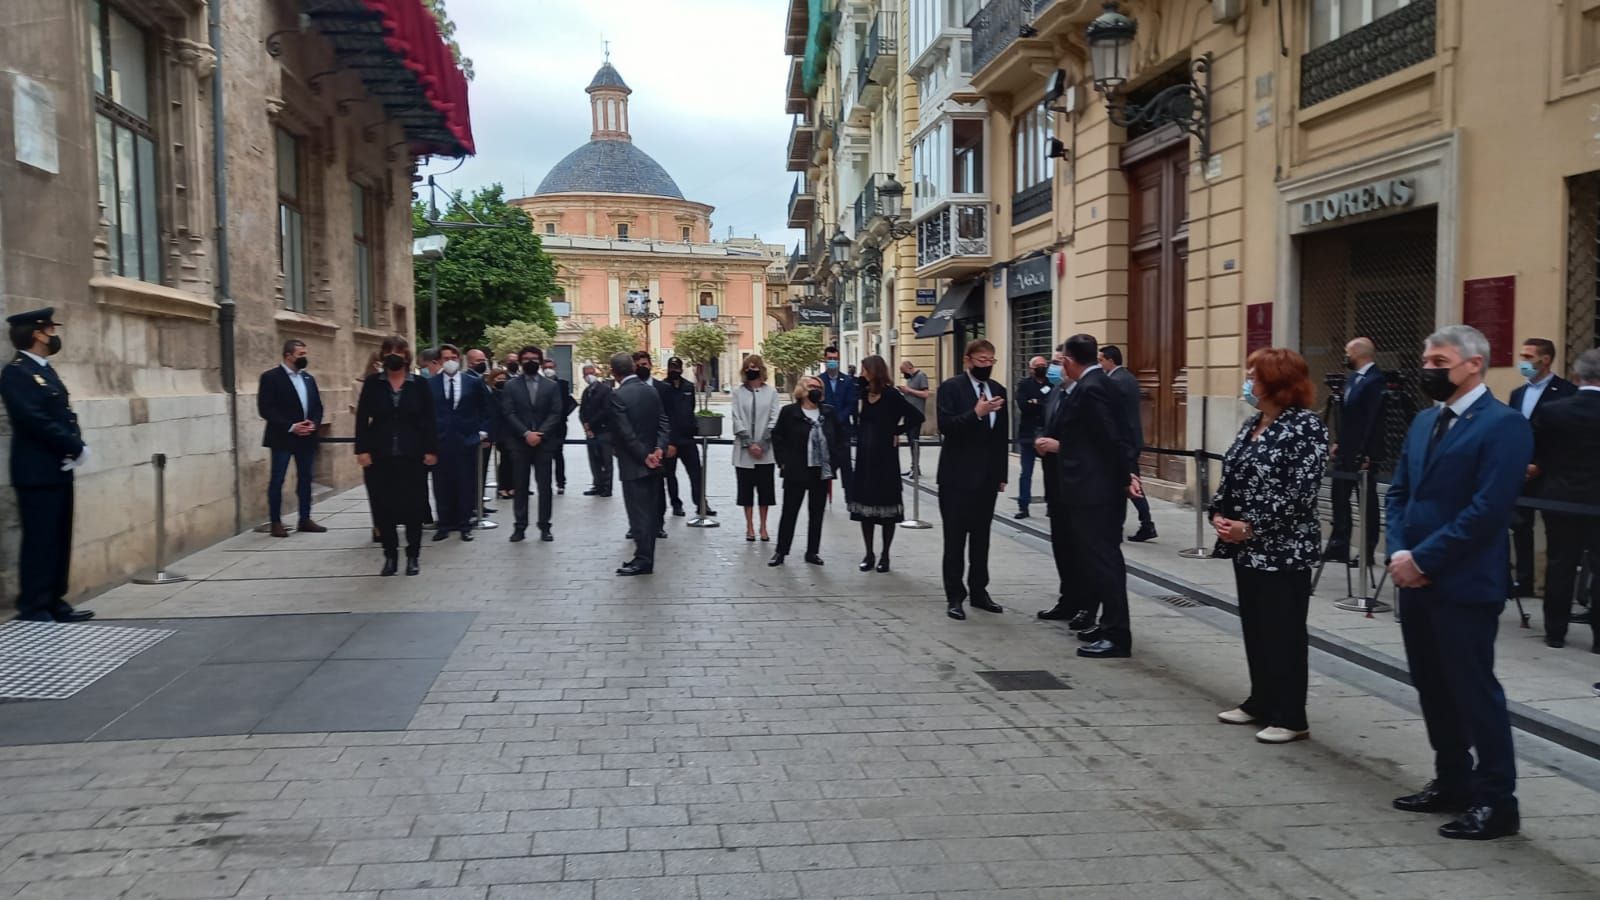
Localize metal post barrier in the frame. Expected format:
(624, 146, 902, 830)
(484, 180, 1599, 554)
(687, 434, 718, 528)
(484, 445, 497, 499)
(1177, 449, 1211, 559)
(133, 453, 187, 585)
(1335, 468, 1391, 616)
(902, 435, 932, 529)
(475, 445, 498, 530)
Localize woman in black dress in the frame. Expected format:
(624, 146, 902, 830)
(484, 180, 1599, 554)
(849, 355, 925, 572)
(355, 336, 439, 576)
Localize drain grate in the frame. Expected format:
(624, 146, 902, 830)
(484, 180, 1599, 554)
(975, 670, 1072, 692)
(0, 621, 173, 700)
(1157, 595, 1201, 608)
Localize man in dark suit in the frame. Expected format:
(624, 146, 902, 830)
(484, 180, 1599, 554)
(0, 308, 93, 622)
(632, 350, 670, 540)
(821, 345, 857, 501)
(579, 364, 615, 497)
(257, 339, 326, 538)
(428, 345, 492, 541)
(1327, 337, 1387, 565)
(660, 357, 712, 517)
(1509, 337, 1576, 596)
(1012, 356, 1051, 520)
(501, 345, 564, 542)
(1531, 348, 1600, 650)
(1035, 335, 1139, 659)
(606, 351, 670, 576)
(1386, 325, 1531, 841)
(1099, 344, 1156, 542)
(540, 359, 577, 494)
(936, 339, 1008, 620)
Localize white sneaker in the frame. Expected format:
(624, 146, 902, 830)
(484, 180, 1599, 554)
(1255, 726, 1310, 744)
(1217, 708, 1256, 725)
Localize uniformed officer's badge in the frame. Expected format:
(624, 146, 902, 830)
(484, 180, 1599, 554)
(32, 375, 46, 387)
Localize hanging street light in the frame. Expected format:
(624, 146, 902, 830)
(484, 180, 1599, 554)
(1084, 1, 1213, 162)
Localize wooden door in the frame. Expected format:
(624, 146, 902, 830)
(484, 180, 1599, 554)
(1123, 133, 1189, 484)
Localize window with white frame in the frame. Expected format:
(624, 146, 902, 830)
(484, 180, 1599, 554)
(351, 182, 374, 328)
(545, 222, 557, 235)
(616, 223, 630, 241)
(953, 119, 983, 195)
(276, 129, 307, 312)
(1012, 101, 1054, 194)
(1309, 0, 1413, 49)
(681, 225, 692, 242)
(90, 0, 161, 283)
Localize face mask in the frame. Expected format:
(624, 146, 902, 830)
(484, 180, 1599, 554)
(745, 369, 761, 381)
(970, 365, 993, 382)
(1241, 379, 1259, 409)
(44, 334, 61, 356)
(521, 360, 541, 376)
(471, 361, 488, 374)
(807, 389, 824, 405)
(1419, 366, 1458, 403)
(1518, 360, 1538, 380)
(825, 359, 839, 371)
(293, 356, 309, 371)
(636, 365, 651, 379)
(383, 354, 406, 371)
(1342, 355, 1355, 371)
(543, 368, 557, 379)
(1033, 365, 1048, 380)
(585, 374, 599, 385)
(1046, 363, 1064, 386)
(442, 360, 461, 375)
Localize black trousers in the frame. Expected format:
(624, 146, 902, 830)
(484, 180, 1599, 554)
(1234, 564, 1312, 731)
(431, 442, 477, 532)
(1398, 592, 1516, 805)
(665, 440, 705, 512)
(14, 484, 72, 618)
(366, 456, 426, 554)
(550, 432, 568, 488)
(586, 433, 614, 494)
(1543, 512, 1600, 645)
(1128, 492, 1154, 528)
(777, 470, 828, 556)
(511, 444, 554, 530)
(622, 474, 663, 567)
(495, 440, 515, 492)
(1048, 509, 1074, 609)
(1510, 508, 1540, 595)
(1063, 502, 1131, 647)
(938, 488, 998, 605)
(1328, 464, 1380, 559)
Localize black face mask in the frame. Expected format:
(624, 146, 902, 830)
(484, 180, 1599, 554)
(470, 361, 488, 374)
(383, 354, 406, 371)
(1342, 355, 1356, 371)
(636, 365, 651, 379)
(1418, 366, 1458, 403)
(745, 369, 761, 381)
(668, 368, 684, 380)
(807, 389, 824, 405)
(522, 360, 541, 376)
(293, 356, 309, 371)
(44, 334, 61, 356)
(970, 365, 993, 382)
(1033, 366, 1048, 380)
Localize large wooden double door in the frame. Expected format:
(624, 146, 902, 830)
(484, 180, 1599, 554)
(1124, 130, 1189, 484)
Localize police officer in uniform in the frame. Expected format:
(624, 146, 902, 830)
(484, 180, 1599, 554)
(0, 309, 93, 622)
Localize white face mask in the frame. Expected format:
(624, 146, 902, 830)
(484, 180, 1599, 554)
(585, 374, 599, 385)
(442, 359, 461, 375)
(543, 368, 557, 379)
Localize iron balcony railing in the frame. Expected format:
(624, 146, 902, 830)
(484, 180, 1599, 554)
(856, 11, 899, 101)
(1300, 0, 1435, 108)
(968, 0, 1054, 76)
(1011, 180, 1052, 225)
(788, 175, 816, 229)
(853, 172, 897, 236)
(917, 200, 990, 269)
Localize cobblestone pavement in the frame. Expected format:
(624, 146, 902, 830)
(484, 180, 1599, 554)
(8, 446, 1600, 899)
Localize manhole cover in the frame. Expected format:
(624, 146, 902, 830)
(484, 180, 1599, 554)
(1157, 595, 1200, 608)
(0, 621, 173, 700)
(975, 670, 1071, 691)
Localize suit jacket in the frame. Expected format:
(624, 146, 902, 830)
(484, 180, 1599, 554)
(658, 375, 698, 444)
(1013, 377, 1052, 441)
(579, 378, 614, 435)
(1106, 366, 1144, 467)
(1509, 374, 1576, 421)
(1045, 367, 1133, 509)
(549, 376, 577, 438)
(428, 372, 492, 449)
(1532, 390, 1600, 506)
(0, 354, 84, 487)
(500, 373, 564, 453)
(771, 403, 849, 479)
(935, 373, 1009, 494)
(607, 377, 670, 481)
(821, 370, 857, 432)
(1337, 365, 1387, 466)
(354, 373, 440, 459)
(257, 365, 324, 451)
(1385, 391, 1533, 604)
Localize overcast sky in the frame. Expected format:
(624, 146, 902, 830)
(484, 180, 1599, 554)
(417, 0, 795, 248)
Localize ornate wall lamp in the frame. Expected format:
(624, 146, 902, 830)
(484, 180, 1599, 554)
(1085, 1, 1213, 161)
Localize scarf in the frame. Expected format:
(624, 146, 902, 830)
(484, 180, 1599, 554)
(808, 413, 833, 481)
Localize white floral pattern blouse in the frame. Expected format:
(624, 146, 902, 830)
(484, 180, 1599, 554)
(1207, 406, 1330, 571)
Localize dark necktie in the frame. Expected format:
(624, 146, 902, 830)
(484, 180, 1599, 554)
(1427, 408, 1456, 459)
(447, 376, 456, 408)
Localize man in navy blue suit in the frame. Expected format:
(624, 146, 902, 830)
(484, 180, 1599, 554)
(1386, 325, 1532, 841)
(1327, 337, 1386, 565)
(257, 339, 325, 538)
(820, 345, 857, 501)
(428, 344, 492, 541)
(1507, 338, 1575, 597)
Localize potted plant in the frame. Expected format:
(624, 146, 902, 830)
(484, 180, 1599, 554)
(673, 323, 728, 437)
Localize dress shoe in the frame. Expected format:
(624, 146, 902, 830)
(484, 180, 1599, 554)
(297, 519, 327, 534)
(460, 531, 475, 542)
(1066, 610, 1095, 631)
(875, 554, 890, 573)
(1217, 707, 1257, 725)
(1128, 524, 1157, 543)
(657, 529, 669, 540)
(1037, 606, 1076, 621)
(1592, 682, 1600, 697)
(15, 611, 53, 622)
(673, 505, 686, 517)
(269, 523, 290, 538)
(625, 530, 635, 540)
(768, 553, 785, 567)
(616, 563, 652, 577)
(970, 597, 1003, 614)
(380, 551, 398, 577)
(598, 492, 613, 498)
(432, 530, 451, 542)
(404, 554, 420, 576)
(1255, 726, 1310, 744)
(1076, 626, 1106, 643)
(509, 527, 527, 543)
(1013, 510, 1030, 519)
(1546, 637, 1566, 649)
(1323, 546, 1350, 563)
(704, 508, 719, 517)
(1077, 639, 1130, 659)
(540, 529, 555, 542)
(584, 488, 601, 496)
(1392, 781, 1469, 814)
(859, 553, 876, 572)
(51, 607, 95, 623)
(947, 604, 967, 621)
(557, 486, 565, 495)
(804, 554, 825, 565)
(1439, 804, 1519, 841)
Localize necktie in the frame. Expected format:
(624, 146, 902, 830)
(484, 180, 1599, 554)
(977, 381, 990, 428)
(447, 376, 456, 409)
(1427, 408, 1456, 459)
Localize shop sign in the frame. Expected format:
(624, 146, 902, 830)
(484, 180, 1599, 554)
(796, 306, 834, 326)
(916, 288, 937, 306)
(1245, 302, 1273, 354)
(1462, 276, 1515, 368)
(1299, 177, 1415, 229)
(1007, 256, 1052, 299)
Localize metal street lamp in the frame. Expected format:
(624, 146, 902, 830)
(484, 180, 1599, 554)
(626, 288, 666, 351)
(1085, 1, 1213, 161)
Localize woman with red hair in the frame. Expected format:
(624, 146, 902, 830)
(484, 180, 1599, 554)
(1208, 347, 1329, 745)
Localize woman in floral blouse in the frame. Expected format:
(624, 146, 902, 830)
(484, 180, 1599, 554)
(1209, 347, 1329, 745)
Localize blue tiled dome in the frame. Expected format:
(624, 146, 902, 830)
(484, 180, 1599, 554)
(588, 62, 629, 91)
(534, 140, 684, 199)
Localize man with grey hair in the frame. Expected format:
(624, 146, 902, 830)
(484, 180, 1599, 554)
(1385, 324, 1532, 841)
(1529, 347, 1600, 652)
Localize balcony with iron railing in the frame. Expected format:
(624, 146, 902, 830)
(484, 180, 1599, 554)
(915, 199, 991, 276)
(1300, 0, 1435, 108)
(967, 0, 1057, 96)
(852, 172, 897, 238)
(786, 240, 812, 283)
(787, 175, 817, 230)
(787, 113, 817, 172)
(856, 11, 898, 108)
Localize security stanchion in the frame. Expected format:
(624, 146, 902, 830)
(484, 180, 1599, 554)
(902, 439, 932, 530)
(1335, 468, 1390, 616)
(475, 445, 498, 531)
(484, 446, 497, 503)
(687, 435, 718, 529)
(133, 453, 187, 585)
(1177, 449, 1212, 559)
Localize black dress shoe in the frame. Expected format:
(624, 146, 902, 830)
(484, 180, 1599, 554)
(1037, 606, 1076, 621)
(804, 554, 824, 565)
(1128, 524, 1158, 543)
(460, 531, 475, 542)
(625, 530, 635, 540)
(617, 563, 652, 577)
(509, 527, 527, 543)
(672, 506, 686, 517)
(557, 486, 565, 495)
(1077, 639, 1130, 659)
(380, 552, 398, 577)
(15, 611, 53, 622)
(1546, 637, 1566, 649)
(704, 508, 719, 517)
(1439, 804, 1519, 841)
(584, 488, 601, 496)
(598, 492, 613, 498)
(1066, 611, 1095, 631)
(875, 554, 890, 573)
(970, 597, 1003, 614)
(432, 530, 451, 541)
(540, 529, 555, 542)
(1572, 609, 1591, 625)
(1013, 510, 1029, 519)
(859, 553, 876, 572)
(404, 554, 420, 576)
(657, 529, 669, 540)
(1076, 626, 1106, 643)
(947, 604, 966, 621)
(51, 608, 95, 623)
(768, 553, 785, 567)
(1392, 781, 1469, 814)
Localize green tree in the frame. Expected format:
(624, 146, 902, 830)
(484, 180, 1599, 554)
(575, 324, 640, 368)
(482, 320, 555, 361)
(413, 183, 556, 349)
(761, 325, 826, 388)
(421, 0, 475, 80)
(672, 324, 728, 411)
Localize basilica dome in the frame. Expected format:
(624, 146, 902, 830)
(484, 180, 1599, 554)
(533, 61, 684, 200)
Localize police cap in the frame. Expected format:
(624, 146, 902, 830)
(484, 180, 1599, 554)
(5, 308, 59, 329)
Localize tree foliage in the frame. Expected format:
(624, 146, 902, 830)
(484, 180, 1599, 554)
(671, 324, 728, 367)
(482, 320, 555, 361)
(412, 183, 556, 350)
(761, 325, 826, 386)
(575, 324, 640, 368)
(421, 0, 475, 80)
